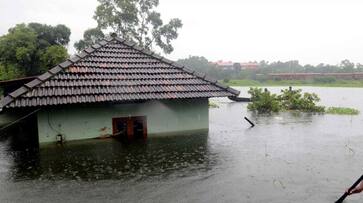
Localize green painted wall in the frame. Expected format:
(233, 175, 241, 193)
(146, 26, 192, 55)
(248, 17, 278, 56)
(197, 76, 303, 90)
(0, 113, 18, 127)
(37, 99, 209, 144)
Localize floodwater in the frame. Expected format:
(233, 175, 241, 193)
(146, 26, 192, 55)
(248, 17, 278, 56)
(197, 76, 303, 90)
(1, 87, 363, 202)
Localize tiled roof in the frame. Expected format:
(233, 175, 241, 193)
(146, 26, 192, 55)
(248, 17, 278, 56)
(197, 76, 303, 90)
(0, 36, 239, 110)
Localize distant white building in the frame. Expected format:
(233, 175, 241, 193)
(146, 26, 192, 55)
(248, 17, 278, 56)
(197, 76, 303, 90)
(214, 60, 235, 70)
(214, 60, 259, 70)
(240, 62, 259, 70)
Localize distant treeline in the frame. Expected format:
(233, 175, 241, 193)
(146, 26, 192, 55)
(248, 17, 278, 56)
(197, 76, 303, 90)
(176, 56, 363, 81)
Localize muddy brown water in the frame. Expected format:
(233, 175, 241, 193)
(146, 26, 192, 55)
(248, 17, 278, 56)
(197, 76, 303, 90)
(1, 87, 363, 202)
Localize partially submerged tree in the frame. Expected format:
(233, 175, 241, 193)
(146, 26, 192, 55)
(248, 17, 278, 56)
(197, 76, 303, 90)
(0, 23, 70, 79)
(247, 88, 281, 113)
(278, 88, 325, 112)
(247, 87, 325, 113)
(75, 0, 183, 54)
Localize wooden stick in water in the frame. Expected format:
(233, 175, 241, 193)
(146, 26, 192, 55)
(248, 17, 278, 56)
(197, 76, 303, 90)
(336, 175, 363, 203)
(244, 117, 255, 127)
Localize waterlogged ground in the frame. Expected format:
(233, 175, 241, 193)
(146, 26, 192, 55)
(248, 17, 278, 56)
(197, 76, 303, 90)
(1, 87, 363, 202)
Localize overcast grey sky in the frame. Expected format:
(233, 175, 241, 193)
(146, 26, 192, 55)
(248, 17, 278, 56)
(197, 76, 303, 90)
(1, 0, 363, 65)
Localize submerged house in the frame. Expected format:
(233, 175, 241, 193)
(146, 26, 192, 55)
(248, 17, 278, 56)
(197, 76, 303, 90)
(0, 36, 239, 145)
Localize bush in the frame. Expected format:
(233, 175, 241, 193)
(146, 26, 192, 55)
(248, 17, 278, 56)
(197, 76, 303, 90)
(278, 89, 325, 112)
(247, 88, 281, 113)
(247, 87, 325, 113)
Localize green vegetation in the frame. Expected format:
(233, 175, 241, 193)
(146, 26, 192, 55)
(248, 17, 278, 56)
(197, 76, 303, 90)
(326, 107, 359, 115)
(0, 23, 70, 80)
(176, 56, 363, 86)
(177, 56, 222, 80)
(248, 87, 360, 115)
(247, 88, 281, 113)
(74, 28, 105, 52)
(247, 87, 325, 113)
(278, 88, 325, 112)
(223, 79, 264, 86)
(76, 0, 183, 53)
(222, 79, 363, 88)
(208, 101, 219, 108)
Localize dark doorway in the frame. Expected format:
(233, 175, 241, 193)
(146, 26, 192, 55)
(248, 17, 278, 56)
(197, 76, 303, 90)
(112, 116, 147, 141)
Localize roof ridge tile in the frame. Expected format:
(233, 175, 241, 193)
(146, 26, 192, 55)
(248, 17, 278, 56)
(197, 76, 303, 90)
(152, 53, 162, 60)
(98, 40, 108, 46)
(84, 47, 95, 53)
(114, 37, 125, 43)
(24, 78, 42, 89)
(182, 67, 194, 74)
(141, 49, 153, 56)
(91, 43, 102, 49)
(77, 51, 88, 58)
(48, 65, 63, 74)
(9, 86, 28, 98)
(123, 40, 136, 47)
(161, 58, 173, 65)
(59, 60, 73, 68)
(105, 36, 113, 42)
(227, 87, 240, 95)
(69, 55, 81, 63)
(38, 72, 53, 81)
(133, 45, 144, 51)
(215, 82, 228, 90)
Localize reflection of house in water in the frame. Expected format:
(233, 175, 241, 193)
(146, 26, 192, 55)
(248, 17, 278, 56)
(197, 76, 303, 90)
(0, 35, 239, 145)
(9, 134, 213, 181)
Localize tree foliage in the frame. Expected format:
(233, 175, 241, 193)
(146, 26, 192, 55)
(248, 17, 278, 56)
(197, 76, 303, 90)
(176, 57, 363, 82)
(278, 88, 325, 112)
(40, 45, 68, 73)
(0, 23, 70, 79)
(75, 0, 182, 53)
(177, 56, 219, 77)
(176, 56, 236, 80)
(0, 64, 23, 80)
(74, 28, 105, 51)
(247, 88, 281, 113)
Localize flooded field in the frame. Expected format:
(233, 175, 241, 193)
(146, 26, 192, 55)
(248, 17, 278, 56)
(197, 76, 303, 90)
(1, 87, 363, 202)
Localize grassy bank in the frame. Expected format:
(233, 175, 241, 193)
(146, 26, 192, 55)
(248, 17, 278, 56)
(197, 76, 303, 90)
(222, 79, 363, 87)
(326, 107, 360, 115)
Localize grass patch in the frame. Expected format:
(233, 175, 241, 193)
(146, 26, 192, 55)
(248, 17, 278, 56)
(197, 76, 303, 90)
(326, 107, 359, 115)
(221, 79, 363, 88)
(222, 79, 262, 86)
